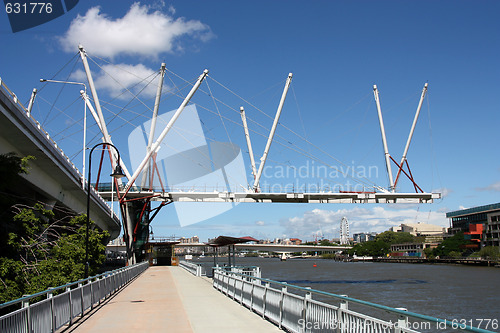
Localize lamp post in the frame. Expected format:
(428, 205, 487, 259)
(40, 79, 88, 188)
(85, 143, 125, 279)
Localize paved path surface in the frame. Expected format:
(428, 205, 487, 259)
(63, 266, 281, 333)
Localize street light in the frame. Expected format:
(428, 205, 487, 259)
(85, 142, 125, 279)
(40, 79, 88, 188)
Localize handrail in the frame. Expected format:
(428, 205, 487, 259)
(0, 262, 148, 310)
(214, 268, 495, 333)
(0, 262, 149, 332)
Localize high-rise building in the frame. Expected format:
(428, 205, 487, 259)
(446, 202, 500, 248)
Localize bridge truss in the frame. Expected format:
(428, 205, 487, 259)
(32, 45, 441, 264)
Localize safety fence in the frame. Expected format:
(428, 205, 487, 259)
(213, 268, 494, 333)
(179, 260, 206, 276)
(0, 261, 149, 333)
(179, 262, 262, 279)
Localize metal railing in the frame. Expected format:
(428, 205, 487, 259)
(0, 262, 149, 333)
(179, 262, 261, 278)
(179, 260, 206, 276)
(213, 268, 495, 333)
(214, 265, 261, 278)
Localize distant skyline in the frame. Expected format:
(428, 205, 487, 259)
(1, 1, 499, 241)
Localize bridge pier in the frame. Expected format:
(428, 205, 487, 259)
(122, 200, 151, 265)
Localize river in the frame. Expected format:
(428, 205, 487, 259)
(196, 256, 500, 332)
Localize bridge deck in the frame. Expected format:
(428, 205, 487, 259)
(62, 266, 280, 333)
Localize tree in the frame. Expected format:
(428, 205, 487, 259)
(432, 232, 469, 257)
(478, 246, 500, 260)
(319, 239, 335, 246)
(0, 204, 109, 302)
(0, 152, 109, 303)
(347, 240, 390, 257)
(375, 231, 415, 245)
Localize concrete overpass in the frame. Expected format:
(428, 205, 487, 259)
(174, 242, 350, 253)
(234, 243, 351, 253)
(0, 78, 120, 238)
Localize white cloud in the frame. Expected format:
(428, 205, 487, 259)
(476, 181, 500, 192)
(255, 220, 266, 226)
(280, 206, 447, 239)
(59, 3, 213, 58)
(72, 63, 163, 100)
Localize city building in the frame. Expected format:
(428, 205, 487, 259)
(447, 202, 500, 248)
(390, 240, 441, 258)
(390, 222, 447, 236)
(178, 236, 200, 244)
(353, 232, 377, 243)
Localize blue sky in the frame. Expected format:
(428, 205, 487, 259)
(1, 1, 499, 241)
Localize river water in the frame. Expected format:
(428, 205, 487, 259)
(197, 256, 500, 332)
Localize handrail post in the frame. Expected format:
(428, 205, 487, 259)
(337, 295, 348, 333)
(66, 286, 73, 326)
(279, 283, 287, 329)
(21, 297, 30, 333)
(250, 279, 254, 311)
(262, 282, 270, 319)
(240, 278, 245, 305)
(395, 308, 408, 333)
(79, 282, 84, 317)
(47, 288, 55, 333)
(90, 279, 94, 310)
(302, 287, 312, 327)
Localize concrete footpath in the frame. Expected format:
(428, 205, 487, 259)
(62, 266, 281, 333)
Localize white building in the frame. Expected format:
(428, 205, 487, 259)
(390, 222, 446, 236)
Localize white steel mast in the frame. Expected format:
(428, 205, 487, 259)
(240, 106, 257, 181)
(78, 45, 132, 181)
(124, 69, 209, 192)
(141, 63, 166, 189)
(253, 73, 293, 192)
(395, 83, 428, 185)
(373, 85, 395, 192)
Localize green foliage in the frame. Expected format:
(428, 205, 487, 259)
(346, 231, 415, 257)
(0, 153, 109, 303)
(347, 240, 390, 257)
(432, 232, 469, 257)
(0, 205, 109, 303)
(375, 231, 415, 245)
(423, 247, 435, 259)
(0, 152, 33, 180)
(447, 251, 462, 258)
(319, 239, 335, 246)
(478, 246, 500, 260)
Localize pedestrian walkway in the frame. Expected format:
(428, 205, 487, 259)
(62, 266, 281, 333)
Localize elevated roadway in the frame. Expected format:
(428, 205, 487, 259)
(175, 242, 350, 253)
(234, 243, 351, 253)
(0, 79, 120, 238)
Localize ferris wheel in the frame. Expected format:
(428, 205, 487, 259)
(340, 217, 350, 245)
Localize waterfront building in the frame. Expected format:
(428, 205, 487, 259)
(353, 232, 377, 243)
(390, 222, 447, 236)
(179, 235, 200, 244)
(390, 241, 441, 258)
(446, 202, 500, 248)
